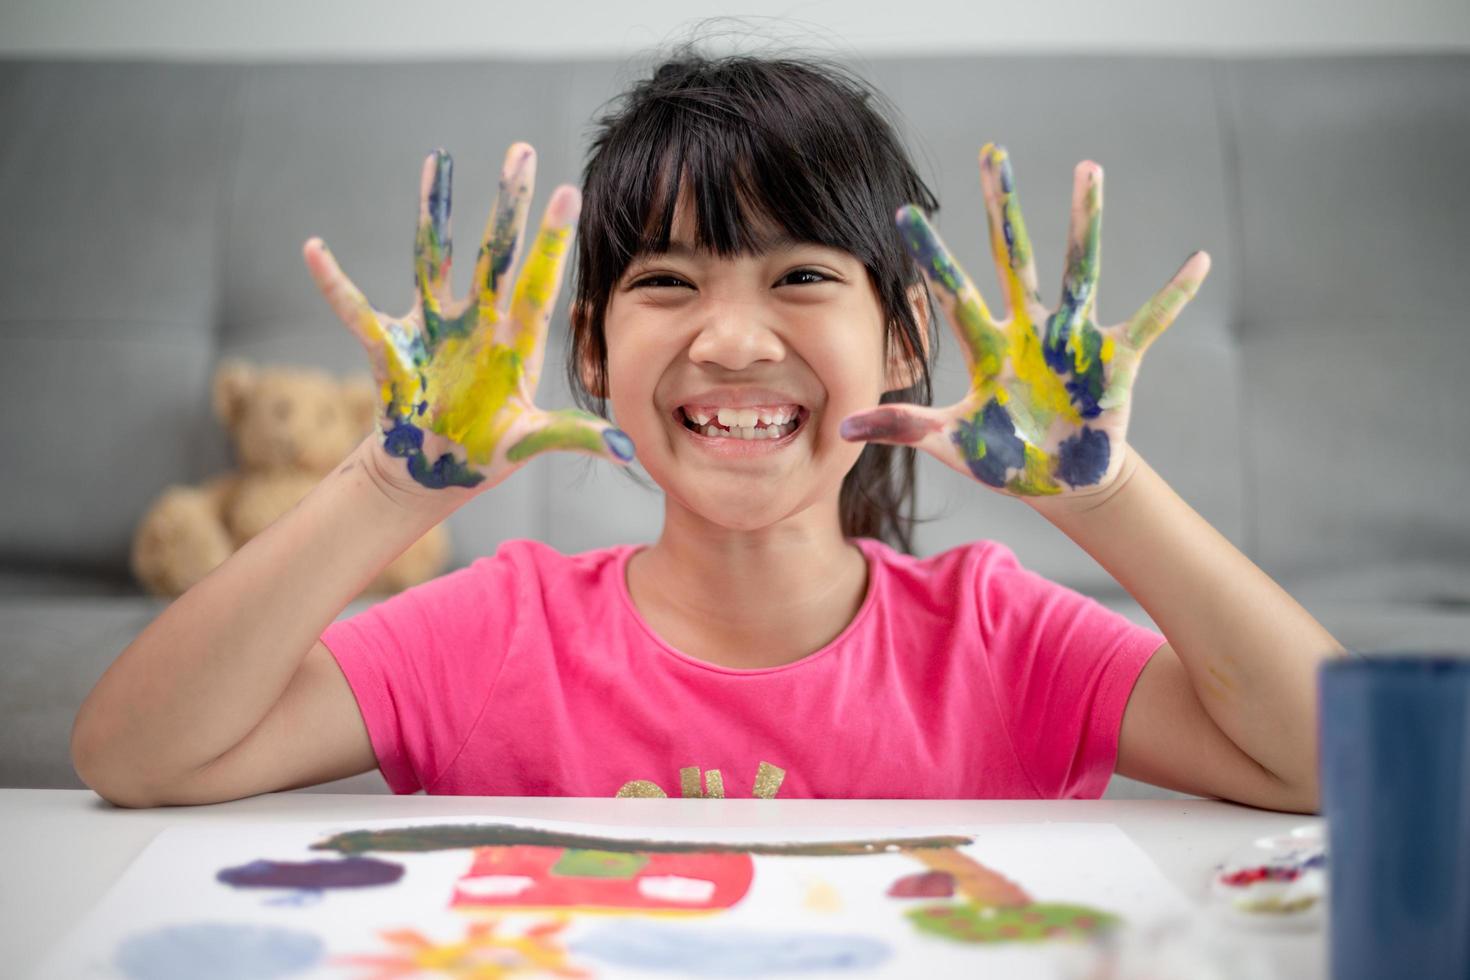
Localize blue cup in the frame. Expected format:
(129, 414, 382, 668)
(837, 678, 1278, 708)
(1319, 655, 1470, 980)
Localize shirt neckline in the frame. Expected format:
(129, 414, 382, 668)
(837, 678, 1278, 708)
(612, 536, 886, 677)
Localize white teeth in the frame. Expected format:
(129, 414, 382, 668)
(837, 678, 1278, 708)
(716, 408, 758, 429)
(694, 419, 799, 441)
(688, 406, 798, 426)
(757, 408, 794, 426)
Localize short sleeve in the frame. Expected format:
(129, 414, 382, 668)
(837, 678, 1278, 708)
(973, 542, 1164, 798)
(320, 548, 524, 793)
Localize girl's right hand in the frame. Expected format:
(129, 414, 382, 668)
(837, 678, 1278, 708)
(303, 143, 635, 499)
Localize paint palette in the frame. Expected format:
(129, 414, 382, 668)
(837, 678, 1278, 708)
(1208, 824, 1327, 928)
(35, 817, 1194, 979)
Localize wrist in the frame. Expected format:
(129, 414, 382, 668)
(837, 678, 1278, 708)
(351, 434, 480, 518)
(1026, 442, 1142, 522)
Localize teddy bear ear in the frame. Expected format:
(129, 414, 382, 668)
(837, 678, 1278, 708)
(342, 377, 381, 433)
(212, 360, 255, 426)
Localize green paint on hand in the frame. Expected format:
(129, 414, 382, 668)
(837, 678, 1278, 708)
(506, 413, 606, 462)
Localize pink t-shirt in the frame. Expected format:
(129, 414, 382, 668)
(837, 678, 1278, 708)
(321, 537, 1162, 800)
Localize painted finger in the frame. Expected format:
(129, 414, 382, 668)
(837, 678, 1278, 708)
(1122, 250, 1212, 354)
(472, 142, 537, 324)
(505, 408, 636, 465)
(413, 149, 454, 328)
(979, 143, 1041, 317)
(1056, 160, 1103, 334)
(508, 184, 581, 388)
(896, 205, 1007, 384)
(839, 402, 952, 453)
(303, 237, 389, 363)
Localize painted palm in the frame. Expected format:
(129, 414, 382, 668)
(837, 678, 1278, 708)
(305, 144, 634, 491)
(843, 144, 1211, 496)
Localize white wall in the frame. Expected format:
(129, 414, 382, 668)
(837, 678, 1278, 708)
(2, 0, 1467, 60)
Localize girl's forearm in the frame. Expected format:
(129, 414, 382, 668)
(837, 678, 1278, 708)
(71, 436, 468, 799)
(1028, 447, 1344, 798)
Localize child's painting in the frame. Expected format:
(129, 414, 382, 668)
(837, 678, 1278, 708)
(35, 817, 1189, 978)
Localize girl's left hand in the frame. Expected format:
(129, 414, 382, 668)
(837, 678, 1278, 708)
(841, 143, 1211, 499)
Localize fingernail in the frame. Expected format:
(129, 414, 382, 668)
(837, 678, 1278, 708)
(603, 427, 635, 461)
(548, 186, 582, 227)
(504, 142, 535, 181)
(840, 409, 939, 444)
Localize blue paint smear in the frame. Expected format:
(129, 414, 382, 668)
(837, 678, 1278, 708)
(427, 149, 453, 253)
(572, 921, 890, 976)
(381, 416, 485, 489)
(114, 923, 322, 980)
(997, 153, 1015, 194)
(952, 398, 1026, 488)
(896, 206, 965, 300)
(603, 428, 636, 461)
(1041, 317, 1105, 420)
(264, 890, 322, 908)
(1055, 426, 1110, 487)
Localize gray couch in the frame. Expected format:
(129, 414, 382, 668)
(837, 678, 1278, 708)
(2, 54, 1467, 797)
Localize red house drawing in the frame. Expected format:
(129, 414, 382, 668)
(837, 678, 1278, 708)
(452, 845, 754, 914)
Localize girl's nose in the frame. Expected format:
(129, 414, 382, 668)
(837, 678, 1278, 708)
(687, 309, 786, 371)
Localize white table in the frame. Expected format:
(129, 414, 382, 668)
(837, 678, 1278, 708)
(0, 790, 1326, 978)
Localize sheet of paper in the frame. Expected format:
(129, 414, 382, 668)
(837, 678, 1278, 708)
(35, 816, 1191, 979)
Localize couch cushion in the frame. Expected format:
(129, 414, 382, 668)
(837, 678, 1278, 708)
(0, 593, 383, 791)
(1223, 56, 1470, 589)
(0, 63, 240, 572)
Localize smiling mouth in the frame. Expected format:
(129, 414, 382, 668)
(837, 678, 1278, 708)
(675, 406, 808, 441)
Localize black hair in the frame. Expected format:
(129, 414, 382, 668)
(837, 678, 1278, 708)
(568, 49, 938, 553)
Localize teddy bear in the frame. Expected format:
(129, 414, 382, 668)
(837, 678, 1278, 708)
(131, 360, 451, 597)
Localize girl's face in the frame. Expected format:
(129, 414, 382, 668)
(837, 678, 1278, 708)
(600, 201, 895, 533)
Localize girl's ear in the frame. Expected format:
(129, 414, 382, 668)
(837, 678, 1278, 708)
(571, 304, 608, 399)
(883, 284, 932, 393)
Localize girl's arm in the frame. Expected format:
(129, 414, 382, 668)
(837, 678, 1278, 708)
(71, 440, 466, 807)
(1029, 447, 1341, 813)
(72, 144, 632, 807)
(842, 144, 1341, 813)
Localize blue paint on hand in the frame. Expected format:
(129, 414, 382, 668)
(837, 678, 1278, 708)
(1055, 426, 1110, 487)
(382, 415, 484, 489)
(428, 149, 453, 246)
(953, 398, 1026, 488)
(1041, 317, 1105, 419)
(603, 427, 636, 462)
(382, 416, 424, 457)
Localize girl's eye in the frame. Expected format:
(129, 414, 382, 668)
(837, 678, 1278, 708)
(631, 274, 692, 289)
(778, 268, 833, 286)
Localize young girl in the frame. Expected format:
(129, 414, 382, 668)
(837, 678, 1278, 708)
(72, 53, 1341, 811)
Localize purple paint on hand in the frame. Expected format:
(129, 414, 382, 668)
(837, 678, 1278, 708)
(840, 408, 941, 444)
